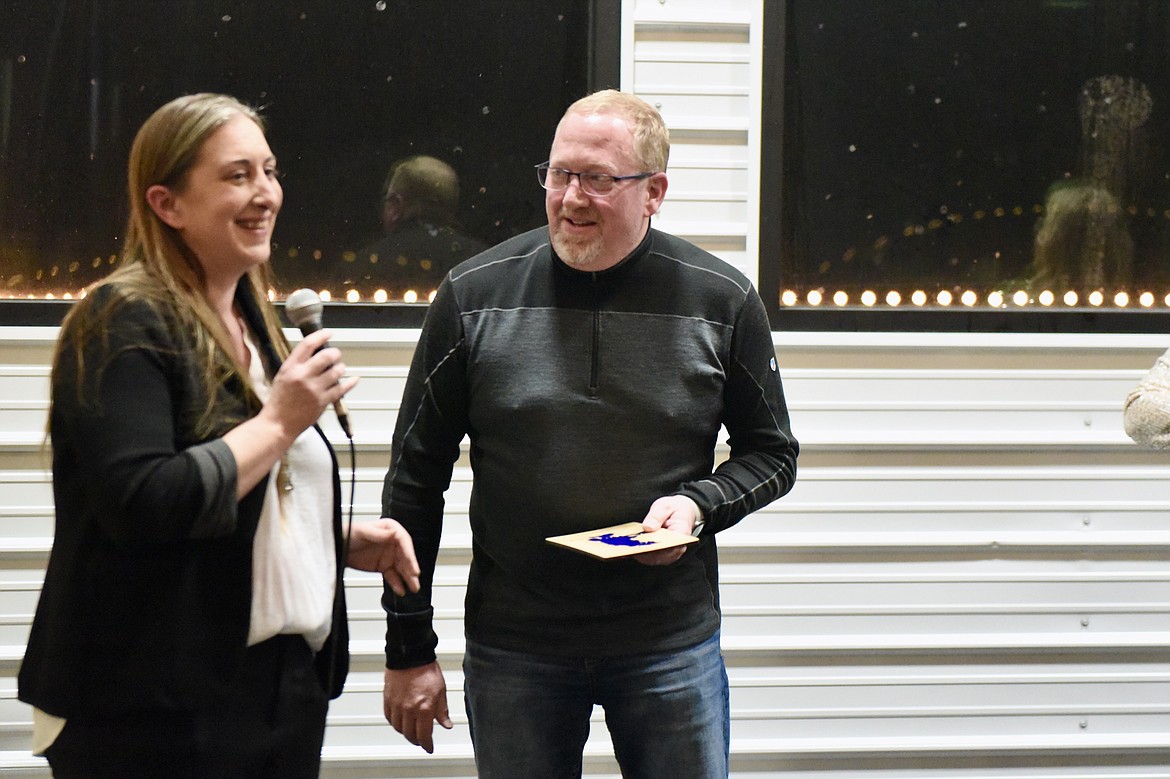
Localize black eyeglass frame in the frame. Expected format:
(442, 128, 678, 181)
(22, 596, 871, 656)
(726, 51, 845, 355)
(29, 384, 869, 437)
(534, 162, 657, 197)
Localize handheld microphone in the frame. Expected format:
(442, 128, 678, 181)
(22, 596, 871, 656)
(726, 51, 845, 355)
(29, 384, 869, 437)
(284, 288, 353, 438)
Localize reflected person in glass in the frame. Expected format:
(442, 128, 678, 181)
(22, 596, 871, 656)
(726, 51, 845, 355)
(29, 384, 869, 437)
(347, 155, 487, 301)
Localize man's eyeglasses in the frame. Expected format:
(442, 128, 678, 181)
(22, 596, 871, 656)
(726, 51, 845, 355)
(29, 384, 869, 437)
(535, 163, 655, 197)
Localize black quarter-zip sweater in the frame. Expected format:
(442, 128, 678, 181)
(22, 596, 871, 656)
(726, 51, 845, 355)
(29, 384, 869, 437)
(382, 226, 799, 667)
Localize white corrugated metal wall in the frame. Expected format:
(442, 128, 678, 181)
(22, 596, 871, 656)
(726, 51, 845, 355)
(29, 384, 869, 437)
(0, 1, 1167, 776)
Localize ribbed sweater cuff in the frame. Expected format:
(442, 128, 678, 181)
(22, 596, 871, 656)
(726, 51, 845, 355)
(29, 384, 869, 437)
(384, 607, 439, 669)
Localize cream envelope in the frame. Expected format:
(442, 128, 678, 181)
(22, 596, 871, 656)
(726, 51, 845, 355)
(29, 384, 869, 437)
(546, 521, 699, 559)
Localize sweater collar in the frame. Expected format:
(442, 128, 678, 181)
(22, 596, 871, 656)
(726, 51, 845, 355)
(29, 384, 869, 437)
(550, 224, 654, 279)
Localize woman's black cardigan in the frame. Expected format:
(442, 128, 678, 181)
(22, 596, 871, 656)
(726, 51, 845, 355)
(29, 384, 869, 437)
(18, 283, 349, 719)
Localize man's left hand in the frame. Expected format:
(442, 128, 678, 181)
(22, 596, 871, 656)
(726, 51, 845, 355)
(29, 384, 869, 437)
(635, 495, 701, 566)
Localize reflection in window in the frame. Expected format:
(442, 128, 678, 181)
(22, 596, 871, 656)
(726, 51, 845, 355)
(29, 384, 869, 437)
(0, 1, 597, 303)
(773, 1, 1170, 314)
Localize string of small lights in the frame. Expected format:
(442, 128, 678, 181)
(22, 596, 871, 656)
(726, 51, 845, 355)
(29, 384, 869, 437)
(780, 287, 1168, 309)
(5, 196, 1170, 309)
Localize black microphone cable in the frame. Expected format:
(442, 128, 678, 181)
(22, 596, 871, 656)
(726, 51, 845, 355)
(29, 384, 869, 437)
(323, 420, 357, 697)
(342, 432, 356, 568)
(285, 287, 360, 693)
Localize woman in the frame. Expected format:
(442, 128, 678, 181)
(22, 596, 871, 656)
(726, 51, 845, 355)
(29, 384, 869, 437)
(17, 93, 420, 778)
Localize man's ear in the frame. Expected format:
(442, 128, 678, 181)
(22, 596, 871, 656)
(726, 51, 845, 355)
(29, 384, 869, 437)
(382, 192, 405, 231)
(146, 184, 183, 229)
(644, 172, 668, 217)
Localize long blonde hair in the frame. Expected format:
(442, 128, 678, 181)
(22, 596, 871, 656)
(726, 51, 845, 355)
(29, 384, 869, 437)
(53, 93, 289, 438)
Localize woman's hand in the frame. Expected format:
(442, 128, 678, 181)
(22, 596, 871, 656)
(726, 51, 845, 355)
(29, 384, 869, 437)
(224, 328, 358, 498)
(347, 518, 421, 596)
(262, 328, 358, 441)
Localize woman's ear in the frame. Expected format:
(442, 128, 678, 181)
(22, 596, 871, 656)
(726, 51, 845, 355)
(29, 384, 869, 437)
(146, 184, 183, 229)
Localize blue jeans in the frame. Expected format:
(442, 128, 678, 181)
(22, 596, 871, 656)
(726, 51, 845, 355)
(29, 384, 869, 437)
(462, 630, 729, 779)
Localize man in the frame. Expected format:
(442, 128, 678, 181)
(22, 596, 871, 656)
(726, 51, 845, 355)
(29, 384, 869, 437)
(346, 155, 487, 299)
(380, 90, 798, 777)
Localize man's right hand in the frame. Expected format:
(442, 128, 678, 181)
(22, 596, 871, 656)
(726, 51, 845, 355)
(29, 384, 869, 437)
(383, 662, 453, 753)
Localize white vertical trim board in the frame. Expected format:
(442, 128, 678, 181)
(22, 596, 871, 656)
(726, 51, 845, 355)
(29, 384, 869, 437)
(630, 0, 758, 279)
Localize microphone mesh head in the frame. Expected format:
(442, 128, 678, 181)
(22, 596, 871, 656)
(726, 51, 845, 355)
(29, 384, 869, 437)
(285, 288, 324, 328)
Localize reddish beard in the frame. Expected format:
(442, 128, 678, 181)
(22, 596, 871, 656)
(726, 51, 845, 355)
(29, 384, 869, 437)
(550, 217, 604, 268)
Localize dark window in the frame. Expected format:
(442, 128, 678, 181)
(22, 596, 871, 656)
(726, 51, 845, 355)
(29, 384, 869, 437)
(761, 0, 1170, 331)
(0, 0, 618, 326)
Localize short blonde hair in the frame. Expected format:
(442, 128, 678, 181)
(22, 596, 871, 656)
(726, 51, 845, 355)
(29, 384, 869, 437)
(383, 155, 461, 223)
(562, 90, 670, 172)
